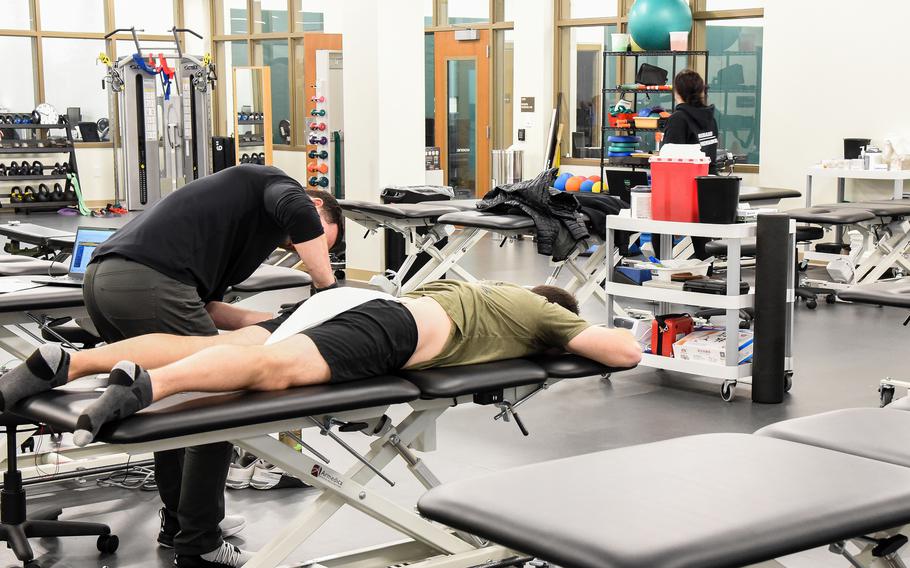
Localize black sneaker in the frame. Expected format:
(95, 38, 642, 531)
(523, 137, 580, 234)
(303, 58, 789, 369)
(175, 542, 252, 567)
(158, 508, 180, 548)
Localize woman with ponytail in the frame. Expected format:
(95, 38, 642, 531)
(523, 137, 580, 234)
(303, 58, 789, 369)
(663, 69, 719, 174)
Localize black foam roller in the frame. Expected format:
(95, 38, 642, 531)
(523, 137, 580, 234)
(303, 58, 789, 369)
(752, 213, 790, 403)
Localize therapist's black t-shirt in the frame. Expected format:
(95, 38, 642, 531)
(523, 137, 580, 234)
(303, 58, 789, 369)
(92, 164, 323, 302)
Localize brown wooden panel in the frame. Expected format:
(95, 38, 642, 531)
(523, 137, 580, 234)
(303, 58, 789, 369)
(303, 33, 342, 152)
(434, 29, 491, 197)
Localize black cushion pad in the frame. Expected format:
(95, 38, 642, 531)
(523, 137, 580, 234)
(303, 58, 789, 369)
(704, 226, 824, 257)
(838, 278, 910, 308)
(527, 353, 629, 378)
(10, 377, 420, 444)
(340, 200, 459, 219)
(398, 359, 547, 398)
(786, 206, 875, 224)
(739, 187, 802, 202)
(418, 433, 910, 568)
(830, 201, 910, 216)
(0, 223, 74, 244)
(756, 408, 910, 468)
(0, 277, 84, 313)
(436, 211, 535, 231)
(232, 264, 312, 292)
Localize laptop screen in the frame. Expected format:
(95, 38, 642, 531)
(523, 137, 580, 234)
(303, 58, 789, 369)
(604, 170, 649, 204)
(69, 227, 116, 275)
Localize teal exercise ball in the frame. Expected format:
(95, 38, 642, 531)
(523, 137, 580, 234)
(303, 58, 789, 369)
(628, 0, 693, 51)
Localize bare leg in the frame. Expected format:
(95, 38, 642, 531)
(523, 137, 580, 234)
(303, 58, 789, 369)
(68, 326, 271, 381)
(149, 335, 329, 401)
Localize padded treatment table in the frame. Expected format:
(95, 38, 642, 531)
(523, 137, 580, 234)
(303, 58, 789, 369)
(756, 408, 910, 468)
(419, 433, 910, 568)
(786, 206, 876, 225)
(739, 186, 802, 205)
(704, 225, 824, 258)
(830, 201, 910, 217)
(0, 223, 75, 247)
(231, 264, 312, 293)
(8, 354, 621, 568)
(0, 255, 68, 276)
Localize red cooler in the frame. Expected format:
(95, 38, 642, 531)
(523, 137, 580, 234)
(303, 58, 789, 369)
(649, 155, 710, 222)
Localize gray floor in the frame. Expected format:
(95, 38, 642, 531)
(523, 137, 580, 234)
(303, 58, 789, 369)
(0, 214, 904, 567)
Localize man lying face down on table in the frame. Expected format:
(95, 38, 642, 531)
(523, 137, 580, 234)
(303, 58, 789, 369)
(0, 279, 642, 446)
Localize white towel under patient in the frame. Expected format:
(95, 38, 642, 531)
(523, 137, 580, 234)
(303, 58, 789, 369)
(264, 287, 400, 345)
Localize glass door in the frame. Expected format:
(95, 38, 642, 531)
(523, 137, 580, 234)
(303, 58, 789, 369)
(434, 30, 490, 197)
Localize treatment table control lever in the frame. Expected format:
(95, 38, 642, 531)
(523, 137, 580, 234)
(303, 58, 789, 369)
(309, 416, 396, 487)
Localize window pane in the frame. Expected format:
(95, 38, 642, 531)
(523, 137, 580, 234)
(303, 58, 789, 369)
(424, 0, 434, 26)
(0, 37, 35, 112)
(253, 0, 289, 33)
(219, 40, 249, 136)
(707, 18, 762, 164)
(255, 40, 290, 145)
(705, 0, 763, 10)
(425, 33, 435, 146)
(494, 30, 514, 149)
(294, 0, 325, 32)
(114, 0, 174, 34)
(446, 0, 489, 25)
(559, 25, 618, 158)
(42, 38, 107, 123)
(502, 0, 516, 22)
(40, 0, 104, 32)
(215, 0, 248, 35)
(570, 0, 618, 19)
(2, 1, 32, 29)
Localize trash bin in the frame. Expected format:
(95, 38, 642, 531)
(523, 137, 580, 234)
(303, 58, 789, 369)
(696, 176, 740, 224)
(382, 185, 454, 281)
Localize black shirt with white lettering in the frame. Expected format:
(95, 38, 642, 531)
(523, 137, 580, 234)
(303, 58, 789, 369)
(662, 103, 719, 174)
(92, 164, 323, 301)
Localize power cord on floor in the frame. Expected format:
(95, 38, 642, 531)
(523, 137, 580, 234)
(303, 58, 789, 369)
(96, 456, 157, 491)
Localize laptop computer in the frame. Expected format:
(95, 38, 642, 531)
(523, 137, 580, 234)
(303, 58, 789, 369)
(33, 226, 116, 287)
(604, 170, 649, 204)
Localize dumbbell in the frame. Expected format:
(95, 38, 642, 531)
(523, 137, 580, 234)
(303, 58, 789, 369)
(308, 176, 329, 188)
(310, 95, 325, 103)
(310, 122, 327, 131)
(9, 187, 23, 203)
(310, 109, 326, 117)
(30, 161, 43, 176)
(36, 184, 50, 202)
(308, 135, 327, 145)
(308, 150, 328, 160)
(52, 183, 65, 200)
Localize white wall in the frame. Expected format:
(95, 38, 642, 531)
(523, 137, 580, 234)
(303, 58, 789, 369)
(75, 147, 116, 203)
(510, 1, 555, 175)
(760, 1, 910, 205)
(341, 0, 425, 274)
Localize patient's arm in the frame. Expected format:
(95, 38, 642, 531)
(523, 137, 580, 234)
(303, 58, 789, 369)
(68, 325, 271, 381)
(205, 301, 273, 331)
(565, 326, 642, 368)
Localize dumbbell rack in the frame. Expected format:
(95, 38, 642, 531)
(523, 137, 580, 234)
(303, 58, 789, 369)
(0, 116, 80, 214)
(306, 94, 330, 190)
(237, 112, 266, 165)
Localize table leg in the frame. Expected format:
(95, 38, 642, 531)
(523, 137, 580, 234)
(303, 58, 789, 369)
(805, 174, 812, 208)
(835, 177, 846, 243)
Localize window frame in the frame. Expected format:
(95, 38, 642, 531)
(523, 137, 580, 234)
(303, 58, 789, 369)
(554, 0, 762, 172)
(0, 0, 184, 148)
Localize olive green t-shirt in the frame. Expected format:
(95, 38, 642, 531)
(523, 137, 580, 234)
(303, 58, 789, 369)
(403, 280, 591, 370)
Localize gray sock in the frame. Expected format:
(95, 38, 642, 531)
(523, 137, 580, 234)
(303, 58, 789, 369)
(74, 361, 153, 447)
(0, 344, 70, 411)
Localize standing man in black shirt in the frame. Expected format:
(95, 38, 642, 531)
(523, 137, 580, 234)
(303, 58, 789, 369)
(83, 164, 342, 568)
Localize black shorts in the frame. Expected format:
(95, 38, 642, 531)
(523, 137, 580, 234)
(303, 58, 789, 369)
(261, 299, 418, 383)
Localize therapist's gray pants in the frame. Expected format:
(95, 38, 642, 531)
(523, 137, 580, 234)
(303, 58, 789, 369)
(83, 256, 232, 556)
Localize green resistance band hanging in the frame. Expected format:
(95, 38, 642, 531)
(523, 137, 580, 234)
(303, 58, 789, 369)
(67, 173, 91, 216)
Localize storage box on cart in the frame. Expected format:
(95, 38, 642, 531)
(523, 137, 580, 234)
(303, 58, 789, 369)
(672, 327, 754, 365)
